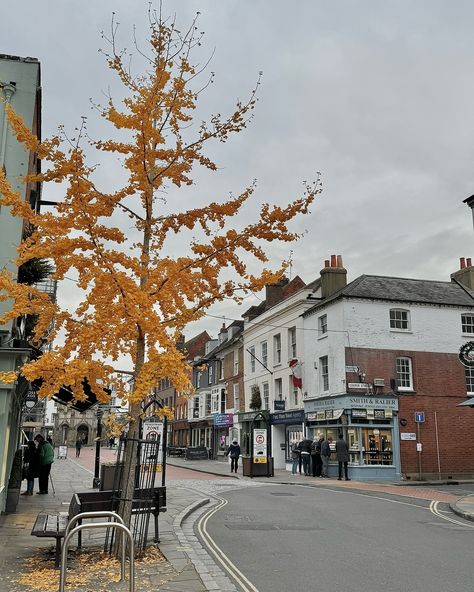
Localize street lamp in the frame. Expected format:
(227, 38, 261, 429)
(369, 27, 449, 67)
(92, 406, 103, 488)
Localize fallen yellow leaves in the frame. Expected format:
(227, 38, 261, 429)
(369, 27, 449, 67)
(15, 545, 165, 592)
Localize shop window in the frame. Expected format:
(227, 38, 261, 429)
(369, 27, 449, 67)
(249, 346, 256, 373)
(318, 314, 327, 336)
(288, 327, 297, 358)
(466, 367, 474, 394)
(390, 308, 410, 331)
(362, 428, 393, 465)
(261, 341, 268, 367)
(274, 334, 282, 365)
(462, 314, 474, 334)
(263, 382, 269, 410)
(396, 357, 413, 391)
(320, 356, 329, 392)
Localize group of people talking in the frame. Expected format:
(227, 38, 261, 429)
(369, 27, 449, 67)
(292, 433, 351, 481)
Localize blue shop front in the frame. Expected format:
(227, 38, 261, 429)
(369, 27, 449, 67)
(271, 409, 305, 470)
(304, 394, 401, 481)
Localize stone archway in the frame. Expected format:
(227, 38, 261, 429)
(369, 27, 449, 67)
(76, 424, 90, 445)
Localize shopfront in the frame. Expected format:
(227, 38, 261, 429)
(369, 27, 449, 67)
(304, 394, 400, 481)
(270, 410, 305, 470)
(189, 419, 213, 451)
(212, 413, 236, 458)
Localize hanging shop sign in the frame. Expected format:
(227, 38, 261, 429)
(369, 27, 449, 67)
(459, 341, 474, 367)
(213, 413, 234, 428)
(253, 429, 267, 463)
(274, 399, 286, 411)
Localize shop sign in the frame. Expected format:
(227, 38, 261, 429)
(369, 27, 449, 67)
(253, 428, 267, 462)
(271, 410, 305, 425)
(274, 399, 286, 411)
(367, 409, 375, 420)
(304, 395, 398, 413)
(352, 409, 367, 418)
(325, 410, 333, 419)
(384, 409, 393, 418)
(374, 409, 385, 420)
(317, 411, 326, 420)
(401, 432, 416, 441)
(238, 410, 269, 422)
(213, 413, 234, 428)
(348, 383, 368, 390)
(307, 412, 317, 421)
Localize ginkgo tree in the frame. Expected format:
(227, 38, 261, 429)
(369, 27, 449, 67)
(0, 9, 320, 531)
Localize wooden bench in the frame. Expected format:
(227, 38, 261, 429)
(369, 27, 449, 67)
(31, 494, 82, 567)
(31, 487, 166, 567)
(167, 446, 187, 457)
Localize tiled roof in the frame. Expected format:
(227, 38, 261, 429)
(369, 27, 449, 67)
(304, 275, 474, 316)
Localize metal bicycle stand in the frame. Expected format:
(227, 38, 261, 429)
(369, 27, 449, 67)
(64, 511, 126, 576)
(59, 519, 135, 592)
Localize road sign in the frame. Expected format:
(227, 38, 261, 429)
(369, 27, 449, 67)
(414, 411, 425, 423)
(253, 428, 267, 463)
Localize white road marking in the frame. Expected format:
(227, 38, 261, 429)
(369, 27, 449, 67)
(197, 496, 260, 592)
(429, 500, 474, 529)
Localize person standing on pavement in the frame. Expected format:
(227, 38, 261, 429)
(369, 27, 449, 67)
(291, 441, 300, 475)
(75, 436, 83, 457)
(21, 440, 40, 496)
(298, 437, 312, 476)
(225, 439, 241, 473)
(321, 436, 332, 478)
(34, 434, 54, 494)
(311, 434, 323, 477)
(336, 433, 351, 481)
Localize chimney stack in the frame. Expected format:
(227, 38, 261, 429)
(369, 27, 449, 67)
(265, 276, 290, 308)
(320, 255, 347, 299)
(451, 257, 474, 290)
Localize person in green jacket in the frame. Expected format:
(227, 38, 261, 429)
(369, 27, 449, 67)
(34, 434, 54, 494)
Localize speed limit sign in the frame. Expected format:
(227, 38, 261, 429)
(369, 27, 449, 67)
(253, 429, 267, 463)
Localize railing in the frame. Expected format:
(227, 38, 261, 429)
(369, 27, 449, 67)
(59, 513, 134, 592)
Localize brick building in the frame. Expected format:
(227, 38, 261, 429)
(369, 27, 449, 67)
(302, 256, 474, 480)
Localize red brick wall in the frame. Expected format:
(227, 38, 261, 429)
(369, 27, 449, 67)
(347, 347, 474, 476)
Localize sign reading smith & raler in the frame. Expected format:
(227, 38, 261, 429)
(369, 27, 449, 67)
(304, 394, 398, 413)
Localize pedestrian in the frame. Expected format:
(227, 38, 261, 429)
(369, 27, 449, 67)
(225, 439, 241, 473)
(336, 433, 351, 481)
(291, 441, 300, 475)
(34, 434, 54, 494)
(75, 436, 83, 457)
(321, 436, 332, 478)
(21, 440, 40, 496)
(109, 437, 115, 449)
(311, 434, 323, 477)
(298, 437, 312, 476)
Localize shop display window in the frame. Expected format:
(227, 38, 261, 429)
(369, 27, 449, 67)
(362, 428, 392, 465)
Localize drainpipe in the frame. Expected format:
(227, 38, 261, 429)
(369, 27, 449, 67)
(0, 81, 16, 169)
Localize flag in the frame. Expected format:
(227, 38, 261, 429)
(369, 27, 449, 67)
(289, 359, 302, 389)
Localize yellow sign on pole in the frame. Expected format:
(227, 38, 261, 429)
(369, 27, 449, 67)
(253, 457, 267, 464)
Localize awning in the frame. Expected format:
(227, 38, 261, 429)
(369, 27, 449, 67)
(458, 398, 474, 408)
(33, 378, 109, 412)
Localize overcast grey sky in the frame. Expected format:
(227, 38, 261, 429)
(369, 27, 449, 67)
(3, 1, 474, 340)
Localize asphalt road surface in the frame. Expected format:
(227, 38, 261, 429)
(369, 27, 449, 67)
(204, 483, 474, 592)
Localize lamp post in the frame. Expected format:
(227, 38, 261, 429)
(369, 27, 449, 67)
(92, 406, 103, 488)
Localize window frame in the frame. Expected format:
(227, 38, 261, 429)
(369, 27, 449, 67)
(390, 308, 411, 331)
(261, 341, 268, 368)
(274, 333, 282, 365)
(396, 356, 414, 391)
(288, 326, 297, 358)
(320, 355, 329, 392)
(249, 346, 256, 373)
(262, 382, 269, 410)
(318, 314, 328, 337)
(275, 377, 283, 400)
(466, 366, 474, 394)
(233, 349, 239, 375)
(462, 314, 474, 335)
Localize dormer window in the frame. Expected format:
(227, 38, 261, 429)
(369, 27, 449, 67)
(390, 309, 410, 331)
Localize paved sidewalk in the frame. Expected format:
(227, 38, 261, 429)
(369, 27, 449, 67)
(0, 455, 211, 592)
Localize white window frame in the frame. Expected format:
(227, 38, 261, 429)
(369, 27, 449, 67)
(466, 366, 474, 394)
(318, 314, 328, 336)
(289, 376, 298, 407)
(462, 314, 474, 335)
(261, 341, 268, 368)
(249, 346, 256, 373)
(263, 382, 269, 410)
(390, 308, 411, 331)
(233, 350, 239, 375)
(233, 383, 240, 409)
(320, 356, 329, 392)
(208, 364, 214, 385)
(396, 357, 414, 391)
(288, 327, 297, 358)
(275, 377, 283, 400)
(274, 334, 282, 365)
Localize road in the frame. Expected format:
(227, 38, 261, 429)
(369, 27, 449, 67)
(203, 483, 474, 592)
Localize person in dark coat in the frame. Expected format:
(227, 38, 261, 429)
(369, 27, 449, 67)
(34, 434, 54, 494)
(320, 436, 332, 478)
(336, 433, 351, 481)
(298, 438, 312, 476)
(225, 440, 241, 473)
(311, 434, 323, 477)
(75, 437, 83, 457)
(21, 441, 40, 496)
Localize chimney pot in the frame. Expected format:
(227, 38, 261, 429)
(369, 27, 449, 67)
(468, 258, 472, 268)
(336, 255, 343, 268)
(330, 254, 337, 267)
(324, 259, 330, 268)
(460, 257, 466, 269)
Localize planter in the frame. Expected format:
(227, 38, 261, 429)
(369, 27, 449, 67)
(242, 456, 274, 477)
